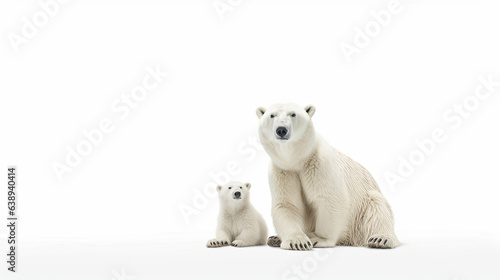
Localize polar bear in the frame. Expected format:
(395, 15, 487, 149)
(207, 181, 268, 248)
(256, 103, 400, 250)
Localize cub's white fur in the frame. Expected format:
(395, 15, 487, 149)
(207, 181, 268, 248)
(257, 103, 399, 250)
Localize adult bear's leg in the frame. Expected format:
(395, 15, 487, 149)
(309, 188, 350, 248)
(361, 191, 400, 249)
(269, 166, 312, 250)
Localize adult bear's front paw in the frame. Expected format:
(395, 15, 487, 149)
(281, 234, 312, 251)
(310, 236, 336, 248)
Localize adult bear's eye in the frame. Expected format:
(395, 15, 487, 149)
(270, 115, 275, 118)
(291, 113, 296, 117)
(228, 187, 232, 189)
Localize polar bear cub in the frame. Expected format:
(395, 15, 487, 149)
(256, 103, 400, 250)
(207, 181, 268, 248)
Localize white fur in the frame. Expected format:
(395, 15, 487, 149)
(207, 181, 268, 248)
(257, 103, 400, 250)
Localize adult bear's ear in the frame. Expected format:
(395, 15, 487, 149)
(216, 185, 222, 192)
(245, 183, 251, 190)
(256, 107, 266, 119)
(304, 105, 316, 118)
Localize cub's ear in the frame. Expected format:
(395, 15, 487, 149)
(304, 105, 316, 118)
(256, 107, 266, 119)
(216, 185, 222, 192)
(245, 183, 251, 189)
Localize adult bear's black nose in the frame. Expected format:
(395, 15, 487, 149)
(276, 126, 288, 137)
(234, 192, 241, 198)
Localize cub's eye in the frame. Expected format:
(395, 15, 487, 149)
(240, 187, 242, 189)
(228, 187, 232, 189)
(291, 113, 296, 117)
(270, 115, 275, 118)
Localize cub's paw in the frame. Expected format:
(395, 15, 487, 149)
(267, 236, 282, 247)
(366, 235, 399, 249)
(281, 234, 312, 251)
(206, 239, 229, 248)
(231, 240, 247, 247)
(310, 236, 336, 248)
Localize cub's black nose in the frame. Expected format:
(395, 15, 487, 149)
(234, 192, 241, 198)
(276, 126, 288, 137)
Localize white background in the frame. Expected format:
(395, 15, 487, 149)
(1, 0, 499, 279)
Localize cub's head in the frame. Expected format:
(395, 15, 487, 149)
(216, 181, 251, 205)
(256, 103, 316, 143)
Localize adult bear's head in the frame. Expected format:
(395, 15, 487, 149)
(256, 103, 317, 170)
(256, 103, 315, 142)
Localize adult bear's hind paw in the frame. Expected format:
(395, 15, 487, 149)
(267, 235, 282, 247)
(365, 234, 399, 249)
